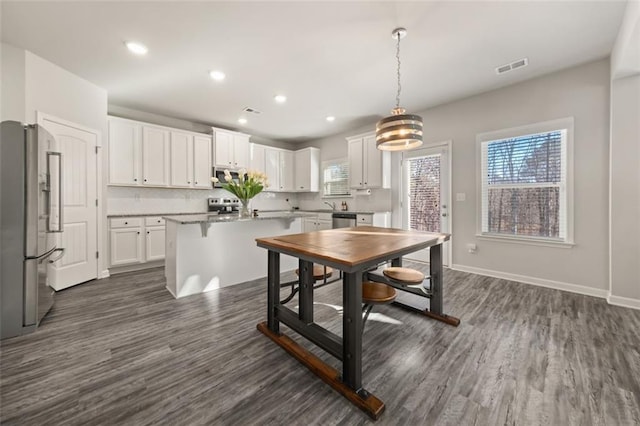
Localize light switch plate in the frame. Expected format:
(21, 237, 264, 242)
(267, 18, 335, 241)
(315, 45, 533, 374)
(456, 193, 466, 202)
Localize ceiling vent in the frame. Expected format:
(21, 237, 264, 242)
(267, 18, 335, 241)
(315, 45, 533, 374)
(243, 107, 262, 115)
(495, 58, 529, 75)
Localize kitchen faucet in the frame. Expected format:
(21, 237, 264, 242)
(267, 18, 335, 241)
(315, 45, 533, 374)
(324, 201, 336, 211)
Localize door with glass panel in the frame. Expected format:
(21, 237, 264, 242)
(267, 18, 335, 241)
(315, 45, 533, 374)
(402, 145, 450, 266)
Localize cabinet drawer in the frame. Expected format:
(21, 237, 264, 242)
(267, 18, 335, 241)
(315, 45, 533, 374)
(110, 218, 142, 228)
(145, 216, 165, 226)
(356, 214, 373, 225)
(317, 213, 332, 221)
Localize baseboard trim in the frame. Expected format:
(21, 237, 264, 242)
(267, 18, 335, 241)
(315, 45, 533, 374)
(607, 294, 640, 310)
(450, 264, 609, 299)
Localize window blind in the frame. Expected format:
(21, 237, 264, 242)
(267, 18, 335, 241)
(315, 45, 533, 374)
(323, 160, 350, 197)
(481, 130, 567, 240)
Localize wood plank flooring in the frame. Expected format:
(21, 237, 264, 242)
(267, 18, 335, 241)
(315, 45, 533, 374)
(1, 263, 639, 425)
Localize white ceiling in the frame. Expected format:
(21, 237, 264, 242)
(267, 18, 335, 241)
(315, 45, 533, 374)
(1, 1, 627, 142)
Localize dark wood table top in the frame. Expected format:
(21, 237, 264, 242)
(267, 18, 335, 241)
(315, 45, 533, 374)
(256, 226, 450, 271)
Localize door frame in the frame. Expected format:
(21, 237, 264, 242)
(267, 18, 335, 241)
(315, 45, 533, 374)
(401, 140, 453, 266)
(36, 111, 105, 280)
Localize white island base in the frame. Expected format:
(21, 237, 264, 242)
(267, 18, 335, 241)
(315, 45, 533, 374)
(164, 214, 304, 298)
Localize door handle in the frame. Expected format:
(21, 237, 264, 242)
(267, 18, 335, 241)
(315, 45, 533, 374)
(46, 151, 63, 233)
(48, 248, 65, 263)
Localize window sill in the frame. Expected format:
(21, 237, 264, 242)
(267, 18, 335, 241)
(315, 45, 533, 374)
(475, 234, 575, 249)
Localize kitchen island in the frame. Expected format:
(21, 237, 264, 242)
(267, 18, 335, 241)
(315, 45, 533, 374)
(163, 212, 313, 298)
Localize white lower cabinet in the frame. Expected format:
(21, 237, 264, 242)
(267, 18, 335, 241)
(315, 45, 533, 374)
(110, 228, 143, 266)
(303, 213, 332, 232)
(145, 226, 166, 261)
(109, 216, 166, 268)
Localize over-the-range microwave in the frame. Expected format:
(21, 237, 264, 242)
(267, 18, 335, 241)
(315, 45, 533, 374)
(212, 168, 245, 188)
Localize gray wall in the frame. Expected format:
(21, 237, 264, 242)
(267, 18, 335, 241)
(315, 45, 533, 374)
(302, 59, 611, 294)
(609, 74, 640, 302)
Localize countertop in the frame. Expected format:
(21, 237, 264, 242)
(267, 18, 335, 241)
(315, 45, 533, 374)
(162, 211, 316, 225)
(108, 210, 384, 218)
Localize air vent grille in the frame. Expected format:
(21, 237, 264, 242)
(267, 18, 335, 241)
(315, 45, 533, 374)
(243, 107, 262, 114)
(495, 57, 529, 75)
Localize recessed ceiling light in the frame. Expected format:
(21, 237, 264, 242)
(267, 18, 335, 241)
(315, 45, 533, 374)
(209, 70, 226, 81)
(326, 116, 336, 122)
(125, 41, 148, 55)
(238, 118, 247, 125)
(274, 94, 287, 103)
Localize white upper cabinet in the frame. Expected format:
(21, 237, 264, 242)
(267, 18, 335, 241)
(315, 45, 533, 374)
(108, 118, 141, 185)
(213, 128, 250, 169)
(264, 147, 280, 191)
(170, 131, 192, 187)
(109, 116, 211, 189)
(142, 126, 170, 186)
(192, 135, 212, 188)
(279, 150, 295, 192)
(294, 147, 320, 192)
(250, 143, 266, 174)
(347, 132, 390, 189)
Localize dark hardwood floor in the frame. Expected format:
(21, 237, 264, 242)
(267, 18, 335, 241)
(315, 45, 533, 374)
(1, 263, 639, 425)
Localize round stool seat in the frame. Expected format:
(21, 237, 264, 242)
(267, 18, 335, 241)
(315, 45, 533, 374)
(362, 281, 397, 304)
(295, 265, 334, 281)
(383, 267, 424, 284)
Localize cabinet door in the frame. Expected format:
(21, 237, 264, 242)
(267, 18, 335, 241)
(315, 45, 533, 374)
(250, 143, 266, 174)
(364, 134, 382, 188)
(279, 150, 295, 192)
(108, 119, 141, 185)
(145, 226, 165, 261)
(193, 135, 212, 188)
(142, 126, 170, 186)
(110, 228, 142, 266)
(294, 149, 310, 191)
(214, 131, 233, 167)
(303, 217, 317, 233)
(170, 131, 192, 187)
(265, 148, 280, 191)
(233, 134, 250, 169)
(348, 138, 364, 188)
(316, 219, 332, 231)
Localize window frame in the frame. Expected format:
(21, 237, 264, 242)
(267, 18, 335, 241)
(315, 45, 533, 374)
(321, 158, 352, 199)
(475, 117, 575, 247)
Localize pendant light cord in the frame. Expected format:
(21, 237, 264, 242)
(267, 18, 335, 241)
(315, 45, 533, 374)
(396, 32, 402, 109)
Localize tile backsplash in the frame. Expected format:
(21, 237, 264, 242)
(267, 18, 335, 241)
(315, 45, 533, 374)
(107, 186, 298, 215)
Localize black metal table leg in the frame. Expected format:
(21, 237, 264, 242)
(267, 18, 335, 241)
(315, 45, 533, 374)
(391, 257, 402, 267)
(342, 271, 363, 392)
(267, 250, 281, 334)
(429, 244, 443, 315)
(298, 259, 314, 324)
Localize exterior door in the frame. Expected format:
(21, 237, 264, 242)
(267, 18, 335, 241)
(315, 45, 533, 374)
(38, 116, 99, 289)
(402, 144, 451, 266)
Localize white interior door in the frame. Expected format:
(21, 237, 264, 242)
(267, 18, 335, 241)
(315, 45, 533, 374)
(38, 116, 99, 290)
(402, 144, 451, 266)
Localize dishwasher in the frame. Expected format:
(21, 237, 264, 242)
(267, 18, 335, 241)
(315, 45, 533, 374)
(332, 212, 357, 229)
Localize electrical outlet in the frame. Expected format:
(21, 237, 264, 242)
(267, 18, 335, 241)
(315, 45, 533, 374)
(467, 243, 477, 254)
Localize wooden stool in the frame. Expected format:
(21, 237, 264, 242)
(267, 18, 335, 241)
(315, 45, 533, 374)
(362, 281, 397, 330)
(295, 265, 334, 282)
(382, 267, 424, 285)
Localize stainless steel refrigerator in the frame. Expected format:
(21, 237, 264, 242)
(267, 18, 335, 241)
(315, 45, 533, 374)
(1, 121, 64, 340)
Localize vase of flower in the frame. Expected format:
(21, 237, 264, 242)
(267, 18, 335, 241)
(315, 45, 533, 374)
(211, 169, 268, 218)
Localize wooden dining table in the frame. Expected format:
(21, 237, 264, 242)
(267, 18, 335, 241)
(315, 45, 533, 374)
(255, 226, 458, 420)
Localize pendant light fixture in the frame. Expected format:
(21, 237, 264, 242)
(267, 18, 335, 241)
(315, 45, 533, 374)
(376, 27, 423, 151)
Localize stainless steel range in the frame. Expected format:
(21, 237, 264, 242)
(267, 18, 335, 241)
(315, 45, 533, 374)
(208, 197, 240, 215)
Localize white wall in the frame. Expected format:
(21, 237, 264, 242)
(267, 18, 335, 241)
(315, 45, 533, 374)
(0, 43, 26, 122)
(302, 59, 611, 295)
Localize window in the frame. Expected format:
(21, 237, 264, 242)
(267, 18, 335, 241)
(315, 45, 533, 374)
(477, 118, 573, 244)
(322, 159, 351, 197)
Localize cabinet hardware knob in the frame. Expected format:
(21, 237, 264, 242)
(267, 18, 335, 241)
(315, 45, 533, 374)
(147, 231, 150, 234)
(137, 231, 140, 235)
(134, 178, 138, 182)
(187, 181, 190, 184)
(124, 222, 128, 224)
(144, 179, 147, 182)
(195, 181, 198, 184)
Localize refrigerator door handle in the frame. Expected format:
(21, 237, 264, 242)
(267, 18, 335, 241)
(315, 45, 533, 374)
(48, 248, 65, 264)
(46, 151, 63, 233)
